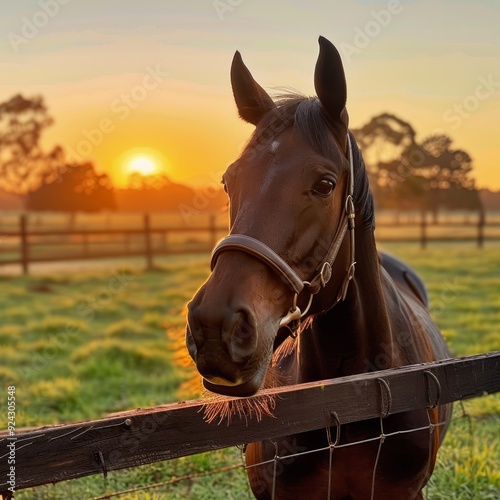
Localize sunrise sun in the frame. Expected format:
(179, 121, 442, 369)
(128, 155, 158, 176)
(116, 148, 169, 184)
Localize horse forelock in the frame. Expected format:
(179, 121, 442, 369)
(244, 93, 375, 230)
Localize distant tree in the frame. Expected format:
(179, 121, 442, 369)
(353, 113, 424, 211)
(419, 134, 475, 190)
(115, 173, 227, 214)
(26, 162, 116, 212)
(353, 113, 481, 218)
(127, 172, 171, 190)
(0, 94, 62, 194)
(418, 134, 481, 220)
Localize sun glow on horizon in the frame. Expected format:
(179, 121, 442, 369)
(128, 156, 158, 176)
(113, 147, 170, 186)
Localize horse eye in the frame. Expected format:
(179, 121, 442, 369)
(312, 178, 335, 197)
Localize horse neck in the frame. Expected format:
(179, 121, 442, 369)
(298, 227, 396, 383)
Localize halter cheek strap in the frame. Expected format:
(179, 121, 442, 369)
(210, 133, 357, 331)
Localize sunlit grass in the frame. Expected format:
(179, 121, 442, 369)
(3, 247, 499, 498)
(103, 318, 159, 340)
(71, 338, 170, 371)
(29, 377, 81, 410)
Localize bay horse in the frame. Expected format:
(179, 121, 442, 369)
(186, 36, 451, 499)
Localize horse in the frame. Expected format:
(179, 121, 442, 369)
(186, 36, 452, 499)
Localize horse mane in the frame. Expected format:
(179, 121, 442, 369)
(246, 93, 375, 230)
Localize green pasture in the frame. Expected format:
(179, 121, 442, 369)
(0, 244, 499, 499)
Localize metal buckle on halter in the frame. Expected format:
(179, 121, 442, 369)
(278, 287, 315, 331)
(319, 261, 332, 288)
(346, 261, 356, 281)
(345, 195, 356, 228)
(279, 293, 301, 331)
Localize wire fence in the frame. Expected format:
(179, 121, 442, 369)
(84, 404, 478, 500)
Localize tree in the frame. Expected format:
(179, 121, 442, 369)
(127, 172, 171, 190)
(353, 113, 481, 217)
(418, 134, 480, 220)
(26, 162, 116, 212)
(353, 113, 424, 211)
(0, 94, 61, 194)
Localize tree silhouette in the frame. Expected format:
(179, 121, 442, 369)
(418, 134, 480, 220)
(353, 113, 423, 211)
(127, 172, 171, 190)
(0, 94, 62, 194)
(353, 113, 481, 217)
(419, 134, 475, 190)
(26, 162, 116, 212)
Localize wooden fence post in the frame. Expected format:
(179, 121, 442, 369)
(124, 232, 130, 254)
(477, 211, 485, 249)
(209, 213, 217, 250)
(143, 214, 154, 270)
(420, 212, 427, 249)
(82, 233, 89, 257)
(20, 214, 29, 275)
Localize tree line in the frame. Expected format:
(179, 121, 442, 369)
(0, 94, 482, 217)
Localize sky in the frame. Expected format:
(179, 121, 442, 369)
(0, 0, 499, 190)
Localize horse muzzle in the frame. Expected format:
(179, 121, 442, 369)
(186, 297, 275, 396)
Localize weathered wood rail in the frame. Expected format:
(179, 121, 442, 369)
(1, 352, 499, 496)
(0, 213, 227, 274)
(2, 213, 500, 274)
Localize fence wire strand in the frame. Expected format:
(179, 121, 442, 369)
(91, 463, 245, 500)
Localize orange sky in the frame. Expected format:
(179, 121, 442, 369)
(1, 1, 499, 190)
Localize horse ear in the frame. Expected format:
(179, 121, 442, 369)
(231, 51, 276, 126)
(314, 36, 348, 125)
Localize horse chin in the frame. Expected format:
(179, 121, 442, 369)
(202, 354, 271, 397)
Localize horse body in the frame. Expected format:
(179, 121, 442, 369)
(245, 237, 450, 499)
(186, 36, 451, 498)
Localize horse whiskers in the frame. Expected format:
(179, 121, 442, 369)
(201, 366, 284, 426)
(202, 393, 276, 426)
(272, 335, 297, 366)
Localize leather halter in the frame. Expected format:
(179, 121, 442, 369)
(211, 133, 357, 332)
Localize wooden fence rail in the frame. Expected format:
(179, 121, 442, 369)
(1, 213, 500, 274)
(375, 216, 500, 249)
(0, 213, 227, 274)
(1, 352, 499, 495)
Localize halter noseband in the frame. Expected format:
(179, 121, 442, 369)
(210, 133, 357, 333)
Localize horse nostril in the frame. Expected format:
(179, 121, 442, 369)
(186, 306, 207, 357)
(185, 324, 198, 360)
(186, 300, 257, 373)
(227, 309, 258, 364)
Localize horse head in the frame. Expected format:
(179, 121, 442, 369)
(186, 37, 357, 396)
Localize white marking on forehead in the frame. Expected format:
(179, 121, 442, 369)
(270, 140, 280, 153)
(260, 140, 281, 194)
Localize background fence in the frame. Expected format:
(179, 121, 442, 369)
(0, 213, 227, 274)
(1, 211, 500, 274)
(1, 352, 499, 497)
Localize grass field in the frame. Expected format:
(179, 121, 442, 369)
(1, 244, 499, 499)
